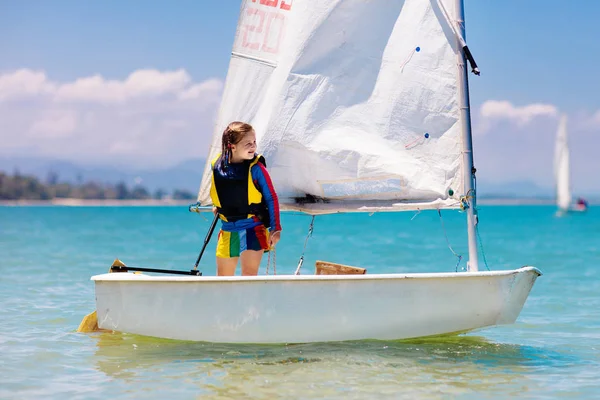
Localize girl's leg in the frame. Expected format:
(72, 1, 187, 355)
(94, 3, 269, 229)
(216, 229, 239, 275)
(240, 250, 263, 276)
(217, 257, 238, 276)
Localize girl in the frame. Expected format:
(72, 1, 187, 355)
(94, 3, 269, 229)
(210, 121, 282, 276)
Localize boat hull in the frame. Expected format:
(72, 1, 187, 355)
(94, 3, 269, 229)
(556, 205, 588, 216)
(92, 267, 541, 343)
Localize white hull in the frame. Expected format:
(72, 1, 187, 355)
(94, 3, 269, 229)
(92, 267, 541, 344)
(556, 204, 588, 216)
(571, 204, 588, 212)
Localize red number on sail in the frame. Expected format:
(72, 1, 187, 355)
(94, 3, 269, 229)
(250, 0, 292, 11)
(252, 0, 278, 6)
(242, 0, 291, 54)
(242, 8, 266, 50)
(262, 12, 285, 53)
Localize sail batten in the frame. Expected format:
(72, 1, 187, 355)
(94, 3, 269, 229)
(198, 0, 469, 212)
(231, 52, 278, 67)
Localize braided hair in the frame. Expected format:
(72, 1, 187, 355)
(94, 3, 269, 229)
(221, 121, 255, 169)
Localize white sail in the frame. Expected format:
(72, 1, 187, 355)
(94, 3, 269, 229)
(198, 0, 467, 213)
(554, 114, 571, 211)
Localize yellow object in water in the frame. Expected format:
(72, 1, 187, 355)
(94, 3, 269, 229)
(77, 258, 125, 333)
(77, 310, 100, 333)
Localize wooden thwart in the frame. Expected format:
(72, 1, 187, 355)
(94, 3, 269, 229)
(315, 260, 367, 275)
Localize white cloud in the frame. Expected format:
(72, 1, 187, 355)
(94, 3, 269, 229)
(54, 69, 193, 103)
(178, 79, 223, 101)
(0, 69, 223, 168)
(55, 75, 128, 103)
(477, 100, 559, 135)
(29, 110, 77, 137)
(0, 68, 220, 104)
(0, 70, 56, 100)
(123, 69, 191, 96)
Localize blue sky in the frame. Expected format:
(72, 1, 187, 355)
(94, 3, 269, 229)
(1, 0, 599, 192)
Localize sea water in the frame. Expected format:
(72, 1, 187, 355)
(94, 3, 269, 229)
(0, 205, 598, 399)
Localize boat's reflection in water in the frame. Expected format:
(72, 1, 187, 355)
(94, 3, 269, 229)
(90, 331, 571, 398)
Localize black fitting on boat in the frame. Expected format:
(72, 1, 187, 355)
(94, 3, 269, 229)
(462, 45, 480, 76)
(109, 265, 202, 276)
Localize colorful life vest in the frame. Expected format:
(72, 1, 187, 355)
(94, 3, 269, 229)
(210, 153, 270, 226)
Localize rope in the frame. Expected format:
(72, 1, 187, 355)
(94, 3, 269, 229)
(471, 169, 489, 271)
(459, 189, 475, 211)
(476, 219, 491, 271)
(266, 247, 277, 275)
(437, 209, 464, 272)
(294, 216, 315, 275)
(263, 213, 316, 276)
(411, 209, 421, 221)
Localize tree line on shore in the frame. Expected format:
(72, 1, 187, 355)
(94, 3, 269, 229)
(0, 170, 196, 201)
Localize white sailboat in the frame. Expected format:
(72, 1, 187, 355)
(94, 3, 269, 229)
(554, 115, 572, 215)
(554, 114, 588, 214)
(86, 0, 541, 343)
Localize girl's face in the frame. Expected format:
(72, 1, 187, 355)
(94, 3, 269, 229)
(231, 131, 257, 161)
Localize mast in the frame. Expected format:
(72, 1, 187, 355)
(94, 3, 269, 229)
(456, 0, 479, 272)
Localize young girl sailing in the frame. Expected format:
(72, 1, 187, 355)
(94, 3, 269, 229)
(209, 121, 282, 276)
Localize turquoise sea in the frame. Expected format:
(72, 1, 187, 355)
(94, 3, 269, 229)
(0, 205, 598, 399)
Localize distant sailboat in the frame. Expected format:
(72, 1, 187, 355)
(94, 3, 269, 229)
(574, 197, 589, 211)
(554, 114, 587, 214)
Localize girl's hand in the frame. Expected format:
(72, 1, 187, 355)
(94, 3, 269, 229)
(270, 231, 281, 248)
(212, 206, 217, 215)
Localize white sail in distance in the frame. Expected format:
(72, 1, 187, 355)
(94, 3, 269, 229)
(554, 114, 571, 211)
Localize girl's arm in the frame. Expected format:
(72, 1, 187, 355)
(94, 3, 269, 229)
(252, 163, 282, 232)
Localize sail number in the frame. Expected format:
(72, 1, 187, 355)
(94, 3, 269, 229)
(251, 0, 292, 10)
(242, 0, 292, 54)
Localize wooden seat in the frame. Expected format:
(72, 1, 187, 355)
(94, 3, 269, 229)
(315, 260, 367, 275)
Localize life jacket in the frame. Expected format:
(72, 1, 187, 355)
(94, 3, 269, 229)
(210, 153, 271, 227)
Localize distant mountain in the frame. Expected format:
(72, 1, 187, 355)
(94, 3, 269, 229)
(477, 179, 600, 203)
(1, 157, 596, 200)
(476, 179, 554, 199)
(0, 156, 205, 193)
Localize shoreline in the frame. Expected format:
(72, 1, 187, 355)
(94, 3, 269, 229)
(0, 198, 195, 207)
(477, 198, 555, 206)
(0, 198, 565, 207)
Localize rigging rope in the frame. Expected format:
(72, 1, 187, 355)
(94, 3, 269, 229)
(437, 209, 464, 272)
(471, 168, 490, 271)
(266, 246, 277, 275)
(476, 223, 491, 271)
(294, 216, 315, 275)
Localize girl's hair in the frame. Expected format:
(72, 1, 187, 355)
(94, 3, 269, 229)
(221, 121, 254, 167)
